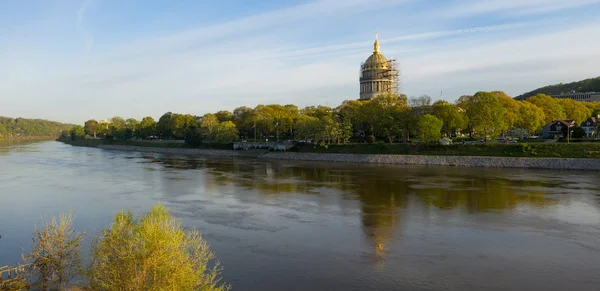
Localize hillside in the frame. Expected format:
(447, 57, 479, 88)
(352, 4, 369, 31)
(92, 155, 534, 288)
(515, 76, 600, 100)
(0, 116, 74, 139)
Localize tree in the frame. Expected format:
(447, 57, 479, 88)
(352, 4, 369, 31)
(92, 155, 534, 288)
(232, 106, 255, 139)
(124, 118, 139, 140)
(458, 92, 505, 140)
(361, 93, 407, 141)
(215, 110, 233, 123)
(494, 91, 521, 134)
(572, 126, 586, 138)
(525, 94, 565, 124)
(156, 112, 173, 139)
(70, 125, 85, 140)
(517, 102, 545, 134)
(432, 100, 465, 136)
(557, 99, 591, 124)
(294, 115, 322, 141)
(23, 213, 85, 291)
(170, 114, 197, 139)
(88, 204, 230, 291)
(417, 114, 443, 144)
(138, 116, 156, 139)
(110, 116, 126, 129)
(84, 120, 99, 138)
(200, 113, 219, 138)
(408, 95, 431, 108)
(213, 121, 239, 142)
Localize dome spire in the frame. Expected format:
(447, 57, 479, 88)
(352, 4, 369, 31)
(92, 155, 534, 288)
(374, 32, 380, 54)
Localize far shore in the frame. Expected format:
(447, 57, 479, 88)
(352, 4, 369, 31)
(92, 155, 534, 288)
(57, 140, 600, 171)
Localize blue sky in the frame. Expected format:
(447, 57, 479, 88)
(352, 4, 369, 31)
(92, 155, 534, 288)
(1, 0, 600, 123)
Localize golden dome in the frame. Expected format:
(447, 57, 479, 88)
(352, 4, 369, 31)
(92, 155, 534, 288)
(362, 33, 390, 71)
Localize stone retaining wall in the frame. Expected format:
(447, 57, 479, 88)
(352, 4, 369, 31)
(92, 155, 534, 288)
(95, 145, 600, 170)
(261, 152, 600, 170)
(98, 145, 243, 157)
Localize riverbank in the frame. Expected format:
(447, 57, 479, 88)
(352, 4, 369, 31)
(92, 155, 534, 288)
(58, 139, 600, 170)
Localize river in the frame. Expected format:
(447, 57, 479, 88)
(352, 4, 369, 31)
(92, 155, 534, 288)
(1, 141, 599, 290)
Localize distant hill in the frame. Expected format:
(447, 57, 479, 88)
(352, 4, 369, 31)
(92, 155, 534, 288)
(0, 116, 74, 139)
(515, 76, 600, 100)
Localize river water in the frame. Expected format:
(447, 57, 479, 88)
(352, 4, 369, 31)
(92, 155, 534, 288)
(1, 141, 600, 290)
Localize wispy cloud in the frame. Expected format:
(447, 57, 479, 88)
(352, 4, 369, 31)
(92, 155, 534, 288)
(76, 0, 94, 55)
(433, 0, 600, 17)
(1, 0, 600, 123)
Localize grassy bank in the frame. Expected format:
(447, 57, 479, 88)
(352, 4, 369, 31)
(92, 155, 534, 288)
(294, 143, 600, 159)
(58, 137, 600, 159)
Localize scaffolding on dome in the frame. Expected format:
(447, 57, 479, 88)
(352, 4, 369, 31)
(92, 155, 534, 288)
(358, 58, 401, 96)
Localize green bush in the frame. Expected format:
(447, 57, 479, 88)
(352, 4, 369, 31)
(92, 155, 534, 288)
(88, 204, 230, 291)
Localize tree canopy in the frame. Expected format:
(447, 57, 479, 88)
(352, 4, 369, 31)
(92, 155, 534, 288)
(0, 116, 73, 139)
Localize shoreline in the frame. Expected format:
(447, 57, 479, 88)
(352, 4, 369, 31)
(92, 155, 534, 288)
(90, 144, 600, 171)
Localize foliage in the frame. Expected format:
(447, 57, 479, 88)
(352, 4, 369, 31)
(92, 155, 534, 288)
(517, 101, 545, 133)
(23, 213, 86, 291)
(88, 204, 230, 291)
(432, 100, 465, 136)
(0, 116, 73, 139)
(572, 126, 586, 138)
(525, 94, 566, 124)
(515, 76, 600, 100)
(213, 121, 239, 142)
(70, 125, 85, 140)
(457, 92, 505, 139)
(138, 116, 156, 139)
(84, 120, 99, 138)
(417, 114, 443, 144)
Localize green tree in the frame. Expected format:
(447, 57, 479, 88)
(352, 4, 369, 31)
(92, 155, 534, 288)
(295, 115, 322, 141)
(232, 106, 255, 139)
(417, 114, 443, 144)
(156, 112, 173, 139)
(525, 94, 565, 124)
(213, 121, 239, 142)
(138, 116, 156, 139)
(517, 102, 545, 134)
(215, 110, 233, 123)
(557, 98, 591, 124)
(200, 113, 219, 138)
(70, 125, 85, 140)
(572, 126, 586, 138)
(110, 116, 126, 129)
(84, 119, 99, 138)
(458, 92, 505, 139)
(23, 213, 85, 291)
(432, 100, 465, 136)
(88, 204, 230, 291)
(494, 91, 521, 134)
(170, 114, 197, 139)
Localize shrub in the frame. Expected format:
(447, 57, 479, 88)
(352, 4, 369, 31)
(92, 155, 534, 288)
(23, 213, 86, 291)
(366, 135, 376, 144)
(88, 204, 230, 291)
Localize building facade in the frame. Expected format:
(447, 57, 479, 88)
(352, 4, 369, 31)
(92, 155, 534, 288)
(359, 34, 398, 100)
(543, 120, 575, 138)
(550, 92, 600, 102)
(580, 117, 598, 138)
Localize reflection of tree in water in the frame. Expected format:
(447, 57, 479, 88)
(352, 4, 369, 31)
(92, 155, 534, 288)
(144, 157, 561, 264)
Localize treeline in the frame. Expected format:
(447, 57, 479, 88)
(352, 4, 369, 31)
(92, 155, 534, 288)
(515, 76, 600, 100)
(2, 204, 229, 291)
(68, 91, 600, 144)
(0, 117, 73, 139)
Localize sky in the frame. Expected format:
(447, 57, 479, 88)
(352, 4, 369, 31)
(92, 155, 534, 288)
(1, 0, 600, 124)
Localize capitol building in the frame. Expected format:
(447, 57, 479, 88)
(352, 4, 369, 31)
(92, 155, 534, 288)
(359, 34, 399, 100)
